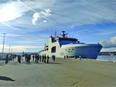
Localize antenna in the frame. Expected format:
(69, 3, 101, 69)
(54, 31, 57, 37)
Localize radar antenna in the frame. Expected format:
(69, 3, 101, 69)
(62, 31, 68, 38)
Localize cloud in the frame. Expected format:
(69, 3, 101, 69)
(41, 9, 51, 17)
(17, 0, 36, 12)
(0, 44, 43, 52)
(99, 36, 116, 52)
(99, 36, 116, 48)
(101, 47, 116, 52)
(43, 20, 47, 23)
(1, 0, 116, 26)
(32, 9, 51, 25)
(1, 22, 20, 30)
(0, 0, 38, 23)
(0, 2, 22, 22)
(98, 29, 116, 35)
(0, 0, 53, 23)
(47, 0, 116, 28)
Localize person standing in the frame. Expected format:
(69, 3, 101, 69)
(28, 54, 31, 63)
(5, 54, 9, 64)
(25, 54, 27, 62)
(32, 55, 35, 61)
(43, 55, 46, 63)
(46, 55, 49, 63)
(52, 55, 55, 61)
(42, 55, 44, 62)
(18, 55, 21, 63)
(39, 55, 41, 62)
(35, 54, 39, 63)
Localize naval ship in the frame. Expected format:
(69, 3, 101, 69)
(39, 31, 102, 59)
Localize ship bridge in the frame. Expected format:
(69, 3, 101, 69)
(49, 31, 79, 47)
(59, 37, 78, 47)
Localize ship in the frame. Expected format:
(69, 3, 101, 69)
(39, 31, 102, 59)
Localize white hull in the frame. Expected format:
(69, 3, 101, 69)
(40, 44, 102, 59)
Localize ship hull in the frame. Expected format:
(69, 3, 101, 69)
(60, 44, 102, 59)
(40, 44, 102, 59)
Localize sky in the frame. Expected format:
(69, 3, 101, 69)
(0, 0, 116, 52)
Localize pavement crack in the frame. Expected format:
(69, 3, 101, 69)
(70, 81, 79, 86)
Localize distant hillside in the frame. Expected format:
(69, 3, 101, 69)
(99, 52, 116, 55)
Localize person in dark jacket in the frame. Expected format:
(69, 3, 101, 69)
(25, 54, 30, 63)
(32, 55, 35, 61)
(5, 54, 9, 64)
(39, 55, 41, 62)
(35, 55, 38, 63)
(17, 55, 21, 63)
(28, 54, 31, 63)
(46, 55, 49, 63)
(44, 55, 46, 63)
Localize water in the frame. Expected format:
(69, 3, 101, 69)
(97, 55, 116, 62)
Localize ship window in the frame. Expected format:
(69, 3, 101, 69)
(72, 49, 74, 50)
(51, 46, 56, 53)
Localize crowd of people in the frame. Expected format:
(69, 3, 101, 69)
(5, 53, 54, 64)
(24, 54, 50, 64)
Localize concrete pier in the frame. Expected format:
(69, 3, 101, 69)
(0, 58, 116, 86)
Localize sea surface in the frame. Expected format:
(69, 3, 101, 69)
(97, 55, 116, 62)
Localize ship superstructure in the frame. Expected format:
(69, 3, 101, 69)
(39, 31, 102, 59)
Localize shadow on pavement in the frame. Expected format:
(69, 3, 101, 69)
(48, 62, 62, 64)
(0, 76, 15, 81)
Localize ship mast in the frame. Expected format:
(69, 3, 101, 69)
(62, 31, 67, 38)
(53, 31, 57, 37)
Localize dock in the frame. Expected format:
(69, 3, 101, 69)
(0, 58, 116, 86)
